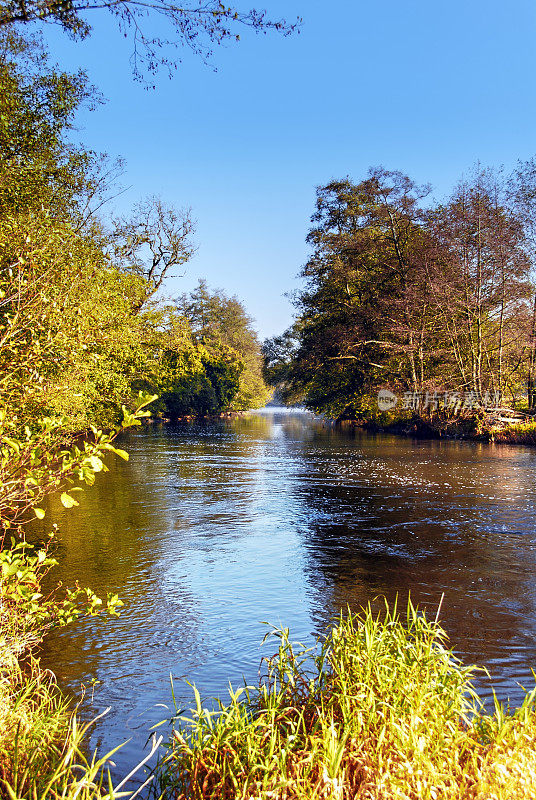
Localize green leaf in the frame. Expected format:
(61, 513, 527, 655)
(60, 492, 79, 508)
(88, 455, 104, 472)
(110, 447, 129, 461)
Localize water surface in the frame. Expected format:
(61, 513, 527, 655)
(38, 410, 536, 777)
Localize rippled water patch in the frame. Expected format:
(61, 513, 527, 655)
(37, 411, 536, 778)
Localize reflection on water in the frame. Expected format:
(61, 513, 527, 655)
(37, 410, 536, 777)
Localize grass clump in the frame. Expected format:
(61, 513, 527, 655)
(489, 420, 536, 444)
(0, 659, 109, 799)
(0, 538, 160, 800)
(157, 598, 536, 799)
(0, 653, 162, 800)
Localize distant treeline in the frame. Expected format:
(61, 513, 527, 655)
(263, 166, 536, 419)
(0, 30, 269, 435)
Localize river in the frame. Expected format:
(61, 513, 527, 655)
(37, 409, 536, 780)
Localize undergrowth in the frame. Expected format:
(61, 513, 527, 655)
(0, 550, 161, 800)
(489, 420, 536, 444)
(156, 598, 536, 800)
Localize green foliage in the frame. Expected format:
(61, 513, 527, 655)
(1, 539, 123, 634)
(0, 30, 104, 221)
(176, 280, 271, 412)
(201, 347, 243, 412)
(0, 37, 262, 430)
(0, 32, 155, 431)
(0, 393, 154, 645)
(0, 392, 156, 534)
(153, 339, 242, 418)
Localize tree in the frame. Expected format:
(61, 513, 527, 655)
(428, 168, 532, 402)
(176, 279, 271, 409)
(0, 31, 97, 217)
(111, 196, 196, 313)
(0, 31, 268, 430)
(269, 165, 535, 420)
(273, 170, 433, 417)
(0, 0, 301, 81)
(507, 158, 536, 409)
(0, 34, 167, 429)
(0, 28, 126, 232)
(262, 327, 301, 402)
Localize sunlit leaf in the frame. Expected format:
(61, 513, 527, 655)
(60, 492, 79, 508)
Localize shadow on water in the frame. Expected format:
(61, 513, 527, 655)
(35, 411, 536, 779)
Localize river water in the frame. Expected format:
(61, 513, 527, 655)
(38, 409, 536, 779)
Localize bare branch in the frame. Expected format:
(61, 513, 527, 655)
(0, 1, 302, 82)
(111, 195, 196, 312)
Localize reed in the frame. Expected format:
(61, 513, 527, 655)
(156, 598, 536, 799)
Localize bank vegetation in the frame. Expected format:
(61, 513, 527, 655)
(0, 25, 269, 799)
(264, 166, 536, 442)
(157, 599, 536, 800)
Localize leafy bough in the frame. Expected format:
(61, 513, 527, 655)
(0, 391, 156, 655)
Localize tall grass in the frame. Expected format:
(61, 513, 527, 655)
(0, 652, 162, 799)
(0, 566, 161, 800)
(156, 598, 536, 799)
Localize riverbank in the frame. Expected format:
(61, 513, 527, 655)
(337, 411, 536, 445)
(8, 599, 536, 799)
(147, 410, 251, 424)
(156, 599, 536, 800)
(0, 654, 117, 799)
(0, 552, 109, 799)
(0, 541, 158, 799)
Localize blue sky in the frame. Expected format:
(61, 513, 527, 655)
(41, 0, 536, 339)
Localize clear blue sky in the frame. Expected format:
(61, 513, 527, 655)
(41, 0, 536, 339)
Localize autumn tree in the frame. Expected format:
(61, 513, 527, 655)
(428, 168, 532, 403)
